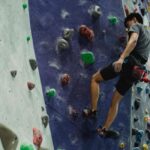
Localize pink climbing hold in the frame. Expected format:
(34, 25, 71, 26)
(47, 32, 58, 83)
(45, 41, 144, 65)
(27, 82, 35, 90)
(124, 5, 130, 16)
(133, 7, 138, 13)
(33, 128, 43, 147)
(79, 25, 94, 42)
(61, 73, 71, 86)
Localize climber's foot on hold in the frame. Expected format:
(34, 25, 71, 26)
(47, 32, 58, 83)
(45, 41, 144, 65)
(82, 108, 97, 119)
(97, 127, 120, 139)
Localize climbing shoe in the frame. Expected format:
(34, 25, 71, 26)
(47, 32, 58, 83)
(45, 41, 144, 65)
(97, 127, 120, 139)
(82, 108, 97, 118)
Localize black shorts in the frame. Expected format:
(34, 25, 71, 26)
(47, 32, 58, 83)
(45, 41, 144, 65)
(100, 57, 142, 96)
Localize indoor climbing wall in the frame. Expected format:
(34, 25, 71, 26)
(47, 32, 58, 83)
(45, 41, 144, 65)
(0, 0, 54, 149)
(122, 0, 150, 150)
(29, 0, 132, 150)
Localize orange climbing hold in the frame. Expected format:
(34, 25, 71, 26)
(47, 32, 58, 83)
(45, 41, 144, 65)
(79, 25, 94, 42)
(27, 82, 35, 90)
(33, 128, 43, 147)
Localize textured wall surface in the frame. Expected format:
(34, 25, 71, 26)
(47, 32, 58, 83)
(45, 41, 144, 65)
(0, 0, 54, 149)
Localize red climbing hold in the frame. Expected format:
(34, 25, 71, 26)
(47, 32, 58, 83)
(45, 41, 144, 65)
(27, 82, 35, 90)
(79, 25, 94, 42)
(61, 74, 70, 86)
(132, 66, 150, 83)
(33, 128, 43, 147)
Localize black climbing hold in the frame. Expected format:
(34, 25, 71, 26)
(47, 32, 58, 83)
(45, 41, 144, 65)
(41, 106, 45, 111)
(10, 70, 17, 78)
(134, 98, 141, 110)
(134, 116, 139, 122)
(132, 128, 138, 135)
(147, 121, 150, 129)
(141, 8, 146, 16)
(134, 142, 140, 147)
(146, 129, 150, 140)
(29, 59, 37, 71)
(41, 115, 49, 128)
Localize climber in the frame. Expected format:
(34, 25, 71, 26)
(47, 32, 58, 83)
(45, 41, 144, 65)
(83, 13, 150, 138)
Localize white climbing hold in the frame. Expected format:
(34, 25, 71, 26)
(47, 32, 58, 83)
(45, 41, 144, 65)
(57, 38, 69, 50)
(63, 28, 74, 40)
(89, 5, 102, 18)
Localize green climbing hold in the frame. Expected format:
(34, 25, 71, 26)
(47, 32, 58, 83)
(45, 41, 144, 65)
(22, 3, 28, 10)
(27, 36, 31, 42)
(81, 51, 95, 65)
(108, 15, 119, 25)
(20, 144, 34, 150)
(46, 88, 57, 97)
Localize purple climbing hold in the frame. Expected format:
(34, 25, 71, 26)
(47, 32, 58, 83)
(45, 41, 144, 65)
(118, 35, 126, 43)
(147, 121, 150, 129)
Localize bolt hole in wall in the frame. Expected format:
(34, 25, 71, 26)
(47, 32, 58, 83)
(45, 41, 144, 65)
(29, 0, 150, 150)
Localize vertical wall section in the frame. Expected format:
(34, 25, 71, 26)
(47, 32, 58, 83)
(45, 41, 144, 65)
(0, 0, 54, 149)
(29, 0, 132, 150)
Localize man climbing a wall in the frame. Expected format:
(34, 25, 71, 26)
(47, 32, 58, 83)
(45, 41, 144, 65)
(83, 13, 150, 138)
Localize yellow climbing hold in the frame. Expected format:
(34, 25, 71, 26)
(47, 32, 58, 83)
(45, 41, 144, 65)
(147, 6, 150, 12)
(119, 142, 125, 149)
(144, 115, 149, 122)
(142, 144, 148, 150)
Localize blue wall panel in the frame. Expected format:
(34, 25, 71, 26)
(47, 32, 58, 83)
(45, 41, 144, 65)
(29, 0, 131, 149)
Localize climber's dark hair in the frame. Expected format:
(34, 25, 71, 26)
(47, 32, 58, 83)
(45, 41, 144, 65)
(124, 13, 143, 28)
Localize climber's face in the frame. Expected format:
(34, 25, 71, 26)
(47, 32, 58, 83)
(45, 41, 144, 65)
(126, 17, 137, 29)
